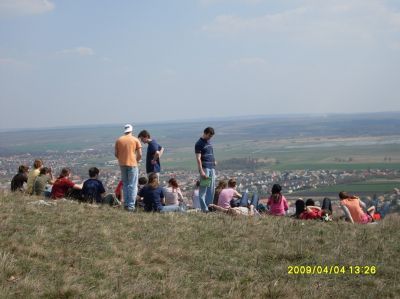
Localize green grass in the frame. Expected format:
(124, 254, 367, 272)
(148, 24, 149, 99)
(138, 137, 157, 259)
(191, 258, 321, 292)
(1, 193, 399, 298)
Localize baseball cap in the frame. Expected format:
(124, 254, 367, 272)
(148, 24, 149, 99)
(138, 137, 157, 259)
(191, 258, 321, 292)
(124, 124, 133, 133)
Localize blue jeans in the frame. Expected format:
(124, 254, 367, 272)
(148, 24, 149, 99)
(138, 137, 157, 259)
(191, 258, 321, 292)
(120, 166, 138, 211)
(199, 168, 216, 212)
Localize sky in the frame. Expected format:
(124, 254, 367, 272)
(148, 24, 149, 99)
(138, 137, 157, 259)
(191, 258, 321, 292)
(1, 0, 400, 130)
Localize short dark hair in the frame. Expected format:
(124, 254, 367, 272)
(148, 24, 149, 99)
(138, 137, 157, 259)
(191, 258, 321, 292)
(88, 167, 99, 178)
(40, 167, 51, 175)
(228, 178, 236, 188)
(204, 127, 215, 135)
(18, 165, 29, 173)
(138, 130, 150, 138)
(305, 198, 315, 206)
(138, 177, 148, 185)
(338, 191, 348, 200)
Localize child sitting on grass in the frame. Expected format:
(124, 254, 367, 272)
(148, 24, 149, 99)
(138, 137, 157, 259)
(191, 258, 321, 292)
(217, 178, 242, 209)
(339, 191, 375, 224)
(267, 184, 288, 216)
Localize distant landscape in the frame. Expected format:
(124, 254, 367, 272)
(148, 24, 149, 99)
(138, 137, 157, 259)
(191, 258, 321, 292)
(1, 112, 400, 196)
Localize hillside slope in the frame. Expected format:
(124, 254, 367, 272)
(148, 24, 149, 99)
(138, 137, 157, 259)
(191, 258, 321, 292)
(1, 194, 399, 298)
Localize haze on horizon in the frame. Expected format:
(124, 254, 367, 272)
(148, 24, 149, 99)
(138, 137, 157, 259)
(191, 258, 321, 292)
(1, 0, 400, 130)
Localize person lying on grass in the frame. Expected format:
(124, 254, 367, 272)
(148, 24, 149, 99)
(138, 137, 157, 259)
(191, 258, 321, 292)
(208, 192, 260, 216)
(339, 191, 375, 224)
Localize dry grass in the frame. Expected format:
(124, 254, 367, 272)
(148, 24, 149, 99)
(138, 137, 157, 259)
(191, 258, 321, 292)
(0, 193, 399, 298)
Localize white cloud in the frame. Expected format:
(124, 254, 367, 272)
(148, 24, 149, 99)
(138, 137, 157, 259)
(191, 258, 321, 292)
(0, 0, 54, 18)
(58, 47, 95, 57)
(203, 0, 400, 47)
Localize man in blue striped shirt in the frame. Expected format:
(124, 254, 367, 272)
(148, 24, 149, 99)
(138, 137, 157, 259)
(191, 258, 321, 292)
(195, 127, 216, 212)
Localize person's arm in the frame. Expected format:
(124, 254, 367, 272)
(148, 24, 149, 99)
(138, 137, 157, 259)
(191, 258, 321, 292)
(233, 190, 242, 198)
(177, 190, 184, 202)
(152, 146, 164, 163)
(114, 142, 119, 159)
(195, 153, 206, 178)
(136, 146, 142, 162)
(306, 206, 321, 212)
(340, 204, 354, 224)
(73, 183, 82, 190)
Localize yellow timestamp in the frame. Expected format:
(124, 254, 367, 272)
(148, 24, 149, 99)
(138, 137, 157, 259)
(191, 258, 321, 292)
(288, 265, 377, 275)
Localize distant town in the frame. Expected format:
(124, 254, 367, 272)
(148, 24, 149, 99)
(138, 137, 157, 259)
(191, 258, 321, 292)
(1, 149, 399, 201)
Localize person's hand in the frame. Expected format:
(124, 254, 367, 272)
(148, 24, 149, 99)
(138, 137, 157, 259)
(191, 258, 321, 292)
(151, 160, 157, 165)
(200, 170, 207, 178)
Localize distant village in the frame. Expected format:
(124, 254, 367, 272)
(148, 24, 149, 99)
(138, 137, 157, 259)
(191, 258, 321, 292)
(1, 150, 399, 201)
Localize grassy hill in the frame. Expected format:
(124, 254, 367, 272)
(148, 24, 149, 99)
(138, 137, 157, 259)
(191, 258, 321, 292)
(1, 193, 399, 298)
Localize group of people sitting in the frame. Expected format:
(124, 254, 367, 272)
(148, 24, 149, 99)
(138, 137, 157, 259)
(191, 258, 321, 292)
(10, 159, 395, 224)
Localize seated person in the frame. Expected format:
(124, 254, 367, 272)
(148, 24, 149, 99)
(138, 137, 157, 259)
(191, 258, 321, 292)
(217, 178, 242, 209)
(51, 168, 82, 199)
(163, 178, 185, 211)
(115, 180, 123, 204)
(81, 167, 119, 205)
(191, 180, 201, 210)
(137, 173, 181, 213)
(27, 159, 43, 195)
(135, 177, 148, 208)
(11, 165, 29, 192)
(209, 193, 260, 216)
(213, 180, 227, 205)
(33, 167, 54, 197)
(267, 184, 288, 216)
(339, 191, 375, 224)
(292, 198, 305, 218)
(299, 199, 322, 220)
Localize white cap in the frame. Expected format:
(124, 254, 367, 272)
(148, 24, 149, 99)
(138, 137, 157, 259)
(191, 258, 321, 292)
(124, 124, 133, 133)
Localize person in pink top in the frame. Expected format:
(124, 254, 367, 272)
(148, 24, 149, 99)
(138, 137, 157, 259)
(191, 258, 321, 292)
(267, 184, 288, 216)
(216, 178, 242, 209)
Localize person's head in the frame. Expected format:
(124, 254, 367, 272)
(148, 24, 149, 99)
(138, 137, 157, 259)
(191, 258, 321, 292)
(18, 165, 29, 174)
(216, 180, 227, 190)
(123, 124, 133, 135)
(39, 167, 51, 175)
(305, 198, 315, 206)
(202, 127, 215, 140)
(88, 167, 100, 178)
(33, 159, 43, 170)
(59, 168, 71, 178)
(148, 173, 159, 189)
(228, 178, 237, 188)
(168, 178, 179, 189)
(295, 199, 305, 217)
(138, 130, 151, 143)
(338, 191, 348, 200)
(138, 177, 148, 186)
(271, 184, 282, 195)
(271, 184, 282, 202)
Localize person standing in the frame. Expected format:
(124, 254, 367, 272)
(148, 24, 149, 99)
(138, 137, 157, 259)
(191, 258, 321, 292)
(115, 124, 142, 211)
(195, 127, 216, 212)
(137, 130, 164, 179)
